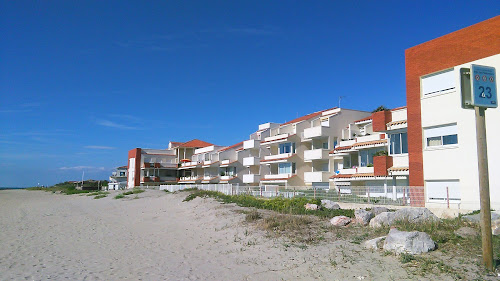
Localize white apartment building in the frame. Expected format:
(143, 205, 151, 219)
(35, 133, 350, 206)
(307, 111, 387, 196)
(329, 107, 410, 194)
(418, 54, 500, 210)
(108, 166, 128, 190)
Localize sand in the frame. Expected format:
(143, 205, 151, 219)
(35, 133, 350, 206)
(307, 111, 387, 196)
(0, 189, 484, 280)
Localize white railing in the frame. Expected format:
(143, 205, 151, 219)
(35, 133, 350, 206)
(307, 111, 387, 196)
(339, 168, 356, 174)
(158, 184, 425, 207)
(304, 171, 329, 182)
(356, 134, 384, 143)
(263, 153, 293, 162)
(243, 174, 260, 183)
(303, 149, 329, 161)
(338, 139, 356, 147)
(263, 133, 289, 143)
(302, 126, 326, 140)
(243, 139, 260, 150)
(357, 166, 374, 174)
(263, 173, 292, 180)
(243, 156, 260, 166)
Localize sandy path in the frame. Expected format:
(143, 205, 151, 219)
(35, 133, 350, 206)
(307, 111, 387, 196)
(0, 189, 433, 280)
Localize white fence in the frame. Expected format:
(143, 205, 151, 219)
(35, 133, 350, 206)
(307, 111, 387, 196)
(159, 184, 426, 206)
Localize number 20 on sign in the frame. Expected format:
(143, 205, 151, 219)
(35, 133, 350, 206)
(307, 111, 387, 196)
(471, 64, 497, 108)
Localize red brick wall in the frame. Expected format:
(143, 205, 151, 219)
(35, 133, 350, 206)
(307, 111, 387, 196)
(372, 110, 391, 132)
(405, 16, 500, 186)
(373, 155, 392, 176)
(128, 148, 142, 187)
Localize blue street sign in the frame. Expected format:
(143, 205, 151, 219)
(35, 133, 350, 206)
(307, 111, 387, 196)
(471, 64, 497, 108)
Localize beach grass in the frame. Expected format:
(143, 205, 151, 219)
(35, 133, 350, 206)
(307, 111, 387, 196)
(114, 194, 125, 199)
(27, 182, 93, 195)
(183, 190, 354, 218)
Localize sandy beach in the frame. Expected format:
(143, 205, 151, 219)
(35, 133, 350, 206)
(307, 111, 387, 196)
(0, 189, 492, 280)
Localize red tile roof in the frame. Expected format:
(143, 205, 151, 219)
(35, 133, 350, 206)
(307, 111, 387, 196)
(391, 106, 407, 111)
(117, 166, 128, 169)
(354, 115, 373, 123)
(281, 107, 337, 126)
(219, 141, 244, 152)
(175, 139, 214, 148)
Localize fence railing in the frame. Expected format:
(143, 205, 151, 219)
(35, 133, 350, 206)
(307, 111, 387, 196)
(159, 184, 426, 207)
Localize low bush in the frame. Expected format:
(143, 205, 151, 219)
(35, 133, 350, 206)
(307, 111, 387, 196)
(114, 194, 125, 199)
(183, 190, 354, 218)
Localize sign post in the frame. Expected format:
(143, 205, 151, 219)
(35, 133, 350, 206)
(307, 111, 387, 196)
(467, 64, 497, 271)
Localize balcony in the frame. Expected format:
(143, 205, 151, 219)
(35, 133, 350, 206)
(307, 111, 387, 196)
(243, 174, 260, 183)
(220, 159, 236, 167)
(202, 160, 219, 168)
(179, 176, 201, 183)
(261, 133, 290, 145)
(179, 161, 200, 169)
(202, 176, 219, 183)
(261, 153, 294, 164)
(357, 166, 374, 174)
(302, 126, 327, 140)
(303, 149, 329, 161)
(261, 173, 296, 182)
(356, 134, 384, 143)
(220, 175, 237, 182)
(304, 171, 330, 183)
(243, 156, 260, 166)
(243, 139, 260, 150)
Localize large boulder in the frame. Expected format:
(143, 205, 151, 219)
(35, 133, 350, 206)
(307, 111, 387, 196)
(363, 236, 386, 250)
(393, 208, 439, 224)
(321, 199, 340, 210)
(492, 220, 500, 236)
(383, 229, 436, 255)
(330, 216, 351, 226)
(371, 206, 390, 216)
(305, 203, 318, 210)
(454, 227, 479, 238)
(355, 209, 374, 226)
(462, 211, 500, 223)
(369, 212, 396, 228)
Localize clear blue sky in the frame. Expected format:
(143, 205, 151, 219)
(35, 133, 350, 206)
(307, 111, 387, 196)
(1, 1, 498, 187)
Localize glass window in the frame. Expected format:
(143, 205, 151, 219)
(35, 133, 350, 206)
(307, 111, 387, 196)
(389, 133, 408, 155)
(279, 142, 295, 154)
(279, 163, 291, 174)
(443, 134, 458, 145)
(322, 142, 328, 149)
(360, 150, 368, 167)
(424, 124, 458, 148)
(343, 156, 351, 168)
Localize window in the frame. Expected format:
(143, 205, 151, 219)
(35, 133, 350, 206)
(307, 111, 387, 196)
(278, 163, 296, 174)
(119, 171, 126, 177)
(279, 142, 295, 154)
(421, 69, 455, 96)
(343, 156, 351, 168)
(426, 180, 460, 203)
(389, 132, 408, 154)
(424, 124, 458, 148)
(359, 148, 384, 167)
(322, 142, 328, 149)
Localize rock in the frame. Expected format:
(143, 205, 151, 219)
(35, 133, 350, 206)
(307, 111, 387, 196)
(383, 229, 436, 255)
(321, 199, 340, 210)
(355, 209, 374, 226)
(330, 216, 352, 226)
(364, 236, 386, 250)
(371, 206, 390, 216)
(492, 220, 500, 236)
(462, 211, 500, 223)
(369, 212, 396, 228)
(393, 208, 440, 224)
(454, 227, 479, 238)
(305, 203, 318, 210)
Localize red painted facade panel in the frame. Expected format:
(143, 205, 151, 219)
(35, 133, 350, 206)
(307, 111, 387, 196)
(405, 16, 500, 186)
(128, 148, 142, 187)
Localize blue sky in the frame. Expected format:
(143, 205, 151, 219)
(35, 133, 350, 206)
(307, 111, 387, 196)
(1, 1, 498, 187)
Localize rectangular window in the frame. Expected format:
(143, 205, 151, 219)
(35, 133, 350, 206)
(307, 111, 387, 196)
(421, 69, 455, 96)
(322, 142, 328, 149)
(424, 124, 458, 148)
(279, 142, 295, 154)
(278, 163, 296, 174)
(389, 132, 408, 155)
(426, 180, 460, 203)
(359, 148, 384, 167)
(343, 156, 351, 168)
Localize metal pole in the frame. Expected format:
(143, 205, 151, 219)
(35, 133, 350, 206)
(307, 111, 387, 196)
(475, 106, 493, 271)
(446, 186, 450, 209)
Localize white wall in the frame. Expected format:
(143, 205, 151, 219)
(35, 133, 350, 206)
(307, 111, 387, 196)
(421, 54, 500, 210)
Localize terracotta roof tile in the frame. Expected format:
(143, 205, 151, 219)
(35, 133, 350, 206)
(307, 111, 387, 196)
(219, 141, 244, 152)
(354, 115, 373, 123)
(176, 139, 214, 148)
(352, 139, 387, 148)
(281, 107, 337, 126)
(388, 166, 409, 172)
(330, 174, 353, 179)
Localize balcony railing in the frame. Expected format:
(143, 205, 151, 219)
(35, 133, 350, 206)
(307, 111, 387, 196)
(263, 173, 293, 180)
(262, 153, 293, 163)
(302, 126, 327, 140)
(357, 166, 374, 174)
(243, 174, 260, 183)
(243, 156, 260, 166)
(243, 139, 260, 150)
(303, 149, 329, 161)
(262, 133, 290, 144)
(304, 171, 330, 183)
(356, 134, 383, 143)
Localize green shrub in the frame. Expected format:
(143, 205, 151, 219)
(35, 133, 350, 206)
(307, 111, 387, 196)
(183, 190, 354, 218)
(114, 194, 125, 199)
